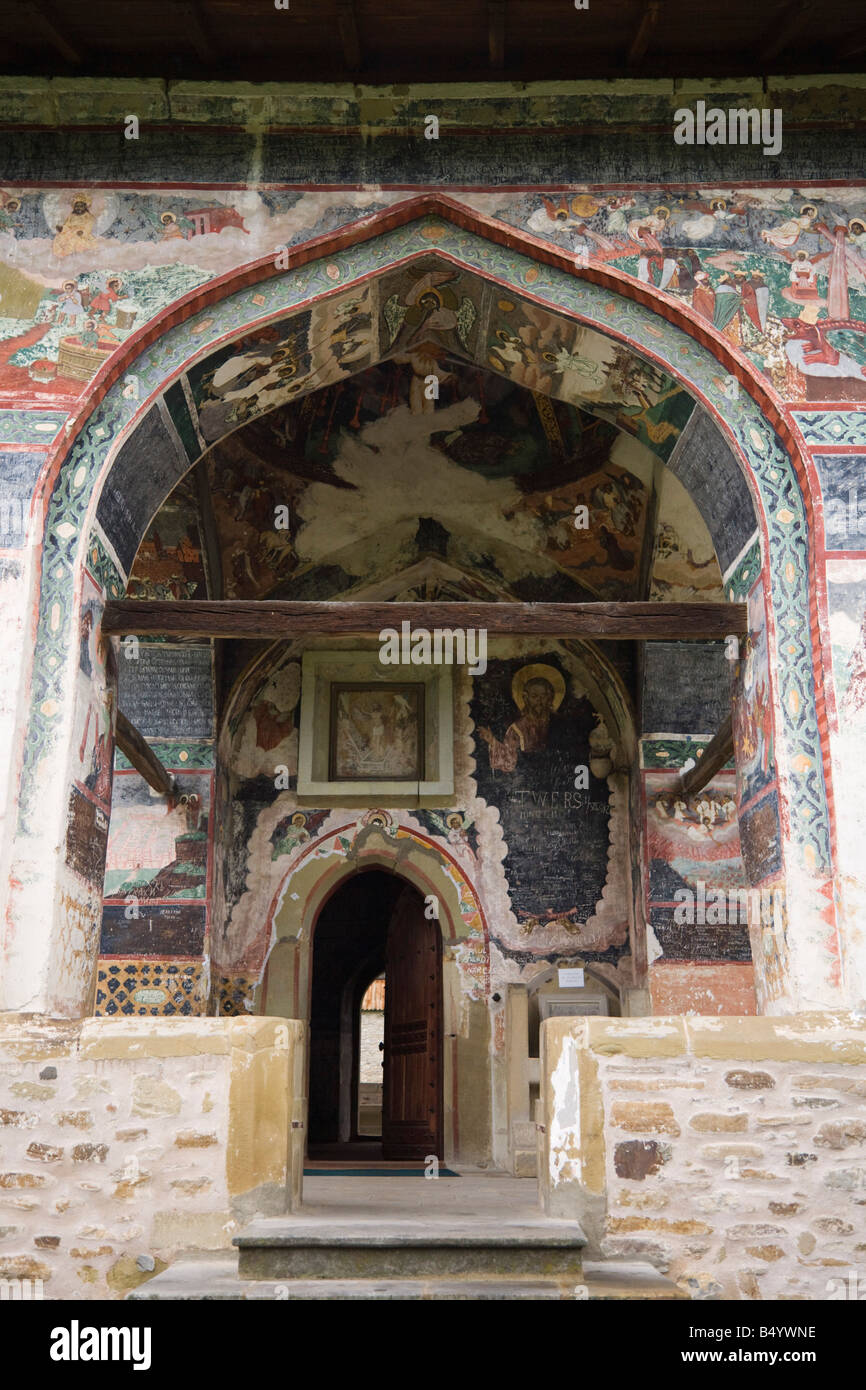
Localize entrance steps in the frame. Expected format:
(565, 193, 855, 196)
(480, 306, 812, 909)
(128, 1249, 685, 1300)
(126, 1173, 688, 1301)
(234, 1211, 586, 1281)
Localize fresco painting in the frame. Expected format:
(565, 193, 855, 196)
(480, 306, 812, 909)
(470, 655, 621, 949)
(649, 470, 726, 602)
(198, 357, 680, 606)
(330, 684, 424, 782)
(127, 475, 207, 601)
(102, 771, 211, 903)
(644, 772, 751, 964)
(479, 187, 866, 402)
(0, 92, 861, 1041)
(3, 185, 864, 412)
(733, 584, 776, 808)
(65, 572, 114, 888)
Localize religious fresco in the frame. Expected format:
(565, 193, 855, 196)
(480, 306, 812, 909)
(7, 202, 858, 1020)
(644, 772, 751, 963)
(97, 763, 212, 970)
(232, 662, 300, 780)
(470, 654, 620, 948)
(205, 635, 629, 983)
(484, 293, 693, 458)
(65, 572, 113, 887)
(126, 475, 207, 601)
(379, 260, 481, 407)
(479, 187, 866, 402)
(1, 182, 863, 410)
(0, 187, 395, 402)
(201, 357, 663, 603)
(732, 584, 776, 808)
(331, 685, 424, 781)
(186, 279, 378, 445)
(102, 771, 211, 902)
(649, 471, 726, 602)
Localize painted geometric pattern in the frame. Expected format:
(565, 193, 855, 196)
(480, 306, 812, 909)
(94, 958, 205, 1016)
(0, 410, 68, 446)
(114, 740, 214, 772)
(24, 215, 829, 872)
(793, 411, 866, 450)
(85, 525, 125, 599)
(212, 973, 256, 1016)
(725, 538, 763, 602)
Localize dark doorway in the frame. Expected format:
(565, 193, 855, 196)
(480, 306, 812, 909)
(308, 870, 443, 1161)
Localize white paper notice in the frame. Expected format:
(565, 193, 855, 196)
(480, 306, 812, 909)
(558, 967, 585, 988)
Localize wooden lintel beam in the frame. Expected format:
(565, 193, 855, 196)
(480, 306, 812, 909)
(488, 0, 506, 69)
(336, 0, 362, 71)
(678, 713, 734, 798)
(103, 599, 748, 643)
(628, 1, 661, 66)
(115, 710, 176, 799)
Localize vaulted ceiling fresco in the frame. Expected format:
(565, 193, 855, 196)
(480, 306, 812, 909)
(128, 346, 724, 612)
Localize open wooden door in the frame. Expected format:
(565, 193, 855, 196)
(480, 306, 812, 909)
(382, 885, 443, 1160)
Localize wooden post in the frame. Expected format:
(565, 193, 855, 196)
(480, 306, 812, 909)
(115, 710, 176, 799)
(678, 713, 734, 798)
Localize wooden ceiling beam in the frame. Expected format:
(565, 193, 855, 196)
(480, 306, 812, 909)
(627, 1, 661, 66)
(115, 710, 176, 799)
(488, 0, 506, 69)
(21, 2, 82, 65)
(678, 713, 734, 798)
(103, 599, 748, 642)
(759, 0, 812, 62)
(177, 1, 219, 65)
(846, 27, 866, 57)
(336, 0, 362, 71)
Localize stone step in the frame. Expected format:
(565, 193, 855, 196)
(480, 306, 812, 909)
(233, 1214, 587, 1280)
(128, 1252, 688, 1301)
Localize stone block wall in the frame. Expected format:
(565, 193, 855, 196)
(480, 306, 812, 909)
(0, 1014, 305, 1299)
(539, 1013, 866, 1299)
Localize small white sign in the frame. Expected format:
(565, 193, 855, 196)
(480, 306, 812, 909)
(558, 967, 585, 988)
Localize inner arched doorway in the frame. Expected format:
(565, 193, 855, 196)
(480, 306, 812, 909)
(309, 869, 443, 1163)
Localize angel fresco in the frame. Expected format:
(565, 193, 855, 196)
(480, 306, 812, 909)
(423, 810, 477, 860)
(383, 268, 477, 412)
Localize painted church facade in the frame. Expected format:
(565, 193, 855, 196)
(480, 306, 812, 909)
(0, 74, 864, 1301)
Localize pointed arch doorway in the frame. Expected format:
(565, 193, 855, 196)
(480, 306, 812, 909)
(308, 869, 443, 1163)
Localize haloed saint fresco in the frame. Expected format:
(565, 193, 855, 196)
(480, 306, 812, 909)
(330, 684, 424, 782)
(471, 657, 612, 937)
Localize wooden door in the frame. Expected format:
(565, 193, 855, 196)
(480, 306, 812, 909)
(382, 886, 443, 1160)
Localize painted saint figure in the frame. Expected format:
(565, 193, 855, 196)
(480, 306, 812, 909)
(52, 195, 98, 258)
(477, 663, 566, 772)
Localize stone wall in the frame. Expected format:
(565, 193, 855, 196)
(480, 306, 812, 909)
(359, 1011, 384, 1086)
(539, 1013, 866, 1299)
(0, 1014, 305, 1299)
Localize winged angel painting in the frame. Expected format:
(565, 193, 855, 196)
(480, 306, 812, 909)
(382, 267, 478, 412)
